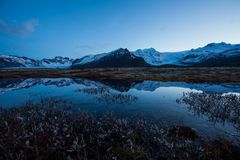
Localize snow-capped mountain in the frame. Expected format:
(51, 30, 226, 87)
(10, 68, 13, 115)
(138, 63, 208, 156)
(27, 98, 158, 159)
(71, 48, 150, 68)
(133, 48, 187, 66)
(179, 42, 240, 66)
(1, 42, 240, 68)
(0, 55, 74, 68)
(0, 55, 40, 68)
(71, 42, 240, 68)
(133, 48, 163, 66)
(133, 42, 240, 66)
(40, 56, 74, 68)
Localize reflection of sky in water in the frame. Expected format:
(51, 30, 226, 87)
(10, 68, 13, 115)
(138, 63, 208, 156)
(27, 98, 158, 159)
(0, 78, 240, 141)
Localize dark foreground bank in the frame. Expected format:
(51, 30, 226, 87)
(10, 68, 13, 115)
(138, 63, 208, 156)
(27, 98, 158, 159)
(0, 67, 240, 82)
(0, 98, 239, 160)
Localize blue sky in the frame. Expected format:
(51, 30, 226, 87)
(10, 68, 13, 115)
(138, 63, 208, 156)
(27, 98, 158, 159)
(0, 0, 240, 59)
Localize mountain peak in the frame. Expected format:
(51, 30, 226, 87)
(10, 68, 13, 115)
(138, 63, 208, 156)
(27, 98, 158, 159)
(192, 42, 238, 54)
(110, 48, 130, 55)
(144, 48, 157, 52)
(205, 42, 230, 47)
(71, 47, 150, 68)
(133, 48, 161, 66)
(135, 48, 157, 53)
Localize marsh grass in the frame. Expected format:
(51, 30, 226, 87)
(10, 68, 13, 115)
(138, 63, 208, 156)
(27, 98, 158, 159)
(177, 92, 240, 131)
(0, 97, 239, 160)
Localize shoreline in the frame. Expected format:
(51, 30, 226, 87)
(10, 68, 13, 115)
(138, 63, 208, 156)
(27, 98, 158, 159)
(0, 67, 240, 82)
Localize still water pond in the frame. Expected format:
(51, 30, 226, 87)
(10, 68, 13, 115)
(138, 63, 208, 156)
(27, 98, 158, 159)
(0, 78, 240, 141)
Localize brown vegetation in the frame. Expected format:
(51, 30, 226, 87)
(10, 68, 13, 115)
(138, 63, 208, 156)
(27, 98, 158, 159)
(177, 92, 240, 131)
(0, 98, 240, 159)
(0, 67, 240, 82)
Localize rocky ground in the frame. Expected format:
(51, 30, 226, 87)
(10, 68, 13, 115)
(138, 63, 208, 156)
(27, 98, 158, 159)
(0, 98, 240, 160)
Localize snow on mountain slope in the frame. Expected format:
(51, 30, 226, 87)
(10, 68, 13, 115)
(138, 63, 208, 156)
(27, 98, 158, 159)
(73, 48, 132, 65)
(72, 42, 240, 67)
(194, 42, 240, 53)
(133, 48, 189, 66)
(72, 42, 240, 68)
(133, 42, 240, 66)
(0, 55, 74, 68)
(179, 43, 240, 65)
(73, 52, 109, 65)
(133, 48, 163, 66)
(71, 48, 149, 68)
(1, 42, 240, 68)
(0, 54, 39, 68)
(40, 56, 74, 68)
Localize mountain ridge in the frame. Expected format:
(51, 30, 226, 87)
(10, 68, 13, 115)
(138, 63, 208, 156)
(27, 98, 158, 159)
(1, 42, 240, 68)
(0, 55, 74, 68)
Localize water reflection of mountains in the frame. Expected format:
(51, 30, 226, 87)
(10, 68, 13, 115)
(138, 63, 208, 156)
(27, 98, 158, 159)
(1, 78, 240, 93)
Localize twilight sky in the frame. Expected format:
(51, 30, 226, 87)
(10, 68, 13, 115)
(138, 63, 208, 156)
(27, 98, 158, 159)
(0, 0, 240, 59)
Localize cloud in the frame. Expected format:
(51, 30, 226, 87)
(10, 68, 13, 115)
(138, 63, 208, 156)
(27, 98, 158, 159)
(0, 18, 39, 37)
